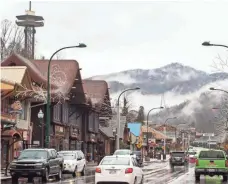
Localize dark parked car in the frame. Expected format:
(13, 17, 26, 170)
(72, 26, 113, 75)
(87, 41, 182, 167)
(169, 151, 188, 169)
(9, 148, 63, 183)
(132, 151, 143, 165)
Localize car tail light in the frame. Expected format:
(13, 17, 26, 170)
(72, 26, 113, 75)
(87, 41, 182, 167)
(195, 159, 199, 166)
(125, 168, 133, 174)
(95, 167, 101, 173)
(225, 160, 228, 167)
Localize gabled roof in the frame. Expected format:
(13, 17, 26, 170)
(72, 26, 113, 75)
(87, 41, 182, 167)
(141, 125, 170, 140)
(1, 53, 82, 97)
(1, 66, 33, 98)
(1, 66, 28, 84)
(1, 53, 47, 84)
(155, 124, 176, 132)
(82, 80, 110, 111)
(33, 59, 79, 95)
(128, 123, 142, 137)
(99, 125, 114, 138)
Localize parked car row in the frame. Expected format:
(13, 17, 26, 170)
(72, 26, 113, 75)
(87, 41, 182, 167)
(9, 148, 86, 183)
(9, 147, 144, 184)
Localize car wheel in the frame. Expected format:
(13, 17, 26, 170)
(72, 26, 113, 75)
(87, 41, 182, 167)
(11, 176, 18, 183)
(195, 175, 200, 182)
(56, 166, 62, 181)
(81, 165, 85, 176)
(72, 166, 77, 178)
(42, 167, 49, 182)
(223, 175, 228, 182)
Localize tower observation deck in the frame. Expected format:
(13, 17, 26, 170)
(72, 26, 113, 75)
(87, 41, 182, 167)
(16, 1, 44, 59)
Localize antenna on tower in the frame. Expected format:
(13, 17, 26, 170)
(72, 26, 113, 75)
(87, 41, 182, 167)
(163, 93, 167, 108)
(160, 94, 163, 107)
(29, 1, 32, 11)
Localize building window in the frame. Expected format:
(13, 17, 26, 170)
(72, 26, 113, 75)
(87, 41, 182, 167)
(53, 104, 61, 122)
(88, 113, 94, 131)
(20, 101, 27, 120)
(94, 114, 99, 133)
(62, 102, 68, 123)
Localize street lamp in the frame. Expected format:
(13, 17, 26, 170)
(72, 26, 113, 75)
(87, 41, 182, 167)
(202, 41, 228, 49)
(209, 87, 228, 94)
(146, 107, 164, 154)
(163, 117, 177, 158)
(46, 43, 87, 148)
(116, 87, 140, 150)
(38, 109, 44, 148)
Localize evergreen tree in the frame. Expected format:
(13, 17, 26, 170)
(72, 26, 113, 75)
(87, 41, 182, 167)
(136, 106, 145, 124)
(121, 96, 129, 116)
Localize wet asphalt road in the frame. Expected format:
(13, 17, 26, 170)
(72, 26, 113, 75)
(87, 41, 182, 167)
(7, 162, 228, 183)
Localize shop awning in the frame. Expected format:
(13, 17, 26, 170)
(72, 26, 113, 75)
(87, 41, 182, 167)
(1, 129, 22, 138)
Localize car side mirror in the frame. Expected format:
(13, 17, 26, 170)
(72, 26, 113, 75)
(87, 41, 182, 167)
(14, 156, 18, 159)
(77, 157, 82, 161)
(130, 153, 134, 155)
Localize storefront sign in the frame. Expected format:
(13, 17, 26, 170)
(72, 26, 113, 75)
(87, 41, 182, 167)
(70, 127, 79, 138)
(55, 125, 64, 136)
(9, 101, 23, 114)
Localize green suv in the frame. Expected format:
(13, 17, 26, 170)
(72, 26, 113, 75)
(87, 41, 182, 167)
(195, 149, 228, 182)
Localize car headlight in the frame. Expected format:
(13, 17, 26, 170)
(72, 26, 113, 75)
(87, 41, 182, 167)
(10, 163, 16, 168)
(34, 163, 44, 169)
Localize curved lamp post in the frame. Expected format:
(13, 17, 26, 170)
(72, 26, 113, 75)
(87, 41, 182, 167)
(38, 109, 44, 148)
(146, 107, 164, 153)
(116, 87, 140, 150)
(46, 43, 87, 148)
(163, 117, 177, 156)
(202, 41, 228, 49)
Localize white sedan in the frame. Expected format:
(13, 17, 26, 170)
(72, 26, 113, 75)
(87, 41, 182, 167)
(95, 155, 143, 184)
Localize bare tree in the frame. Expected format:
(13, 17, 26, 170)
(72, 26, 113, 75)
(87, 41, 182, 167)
(15, 64, 68, 103)
(16, 83, 68, 103)
(1, 19, 24, 61)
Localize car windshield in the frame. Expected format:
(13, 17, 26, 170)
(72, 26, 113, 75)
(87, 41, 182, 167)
(18, 150, 47, 159)
(133, 151, 141, 156)
(171, 152, 185, 157)
(101, 157, 130, 165)
(199, 151, 225, 159)
(114, 150, 130, 155)
(62, 154, 76, 160)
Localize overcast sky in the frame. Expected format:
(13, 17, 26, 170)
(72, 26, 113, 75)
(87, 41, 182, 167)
(2, 0, 228, 78)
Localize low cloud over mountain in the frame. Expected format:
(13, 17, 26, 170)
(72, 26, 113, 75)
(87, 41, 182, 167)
(89, 63, 228, 132)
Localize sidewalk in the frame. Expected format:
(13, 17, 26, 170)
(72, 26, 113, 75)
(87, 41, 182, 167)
(1, 170, 11, 182)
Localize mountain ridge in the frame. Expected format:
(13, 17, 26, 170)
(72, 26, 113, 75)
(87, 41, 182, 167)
(88, 62, 228, 133)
